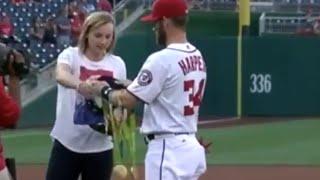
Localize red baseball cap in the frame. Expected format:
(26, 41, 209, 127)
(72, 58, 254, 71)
(140, 0, 188, 22)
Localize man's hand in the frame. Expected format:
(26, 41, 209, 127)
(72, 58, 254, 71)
(197, 136, 213, 154)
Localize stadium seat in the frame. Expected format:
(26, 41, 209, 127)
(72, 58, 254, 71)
(56, 48, 62, 54)
(46, 8, 52, 14)
(2, 2, 8, 8)
(51, 13, 57, 18)
(9, 7, 15, 13)
(53, 3, 58, 8)
(21, 7, 27, 13)
(26, 2, 34, 12)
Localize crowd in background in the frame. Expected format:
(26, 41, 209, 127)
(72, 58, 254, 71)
(3, 0, 114, 46)
(296, 8, 320, 36)
(0, 0, 117, 68)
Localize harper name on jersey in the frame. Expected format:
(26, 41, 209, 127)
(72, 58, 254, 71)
(178, 55, 206, 75)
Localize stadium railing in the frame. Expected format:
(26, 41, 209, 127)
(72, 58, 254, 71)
(259, 12, 319, 35)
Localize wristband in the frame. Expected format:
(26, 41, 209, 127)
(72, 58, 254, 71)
(101, 86, 113, 101)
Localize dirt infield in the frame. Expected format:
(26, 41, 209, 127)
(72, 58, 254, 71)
(16, 164, 320, 180)
(15, 117, 320, 180)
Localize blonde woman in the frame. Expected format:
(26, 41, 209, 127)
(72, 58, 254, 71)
(46, 11, 126, 180)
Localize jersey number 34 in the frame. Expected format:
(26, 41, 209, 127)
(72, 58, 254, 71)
(184, 79, 206, 116)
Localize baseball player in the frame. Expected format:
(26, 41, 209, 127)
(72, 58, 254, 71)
(89, 0, 207, 179)
(46, 12, 127, 180)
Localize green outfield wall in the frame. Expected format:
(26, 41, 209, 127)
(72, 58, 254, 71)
(19, 87, 57, 128)
(115, 35, 320, 117)
(20, 35, 320, 128)
(243, 36, 320, 115)
(126, 11, 261, 37)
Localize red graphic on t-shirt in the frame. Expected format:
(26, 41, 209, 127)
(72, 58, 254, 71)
(79, 66, 113, 81)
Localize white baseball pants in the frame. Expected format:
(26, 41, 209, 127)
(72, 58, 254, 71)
(145, 134, 207, 180)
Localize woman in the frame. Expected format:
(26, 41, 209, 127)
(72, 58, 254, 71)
(42, 16, 57, 45)
(29, 16, 45, 42)
(46, 11, 127, 180)
(0, 14, 14, 37)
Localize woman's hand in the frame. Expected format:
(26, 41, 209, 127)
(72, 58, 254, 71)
(77, 81, 94, 98)
(77, 75, 104, 98)
(86, 79, 109, 97)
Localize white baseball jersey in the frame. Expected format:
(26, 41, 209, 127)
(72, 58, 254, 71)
(51, 47, 126, 153)
(127, 43, 207, 134)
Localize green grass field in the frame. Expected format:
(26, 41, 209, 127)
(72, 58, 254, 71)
(2, 119, 320, 165)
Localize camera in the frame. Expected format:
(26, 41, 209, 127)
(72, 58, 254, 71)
(0, 35, 30, 79)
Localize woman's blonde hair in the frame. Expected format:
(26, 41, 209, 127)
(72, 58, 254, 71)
(78, 11, 116, 54)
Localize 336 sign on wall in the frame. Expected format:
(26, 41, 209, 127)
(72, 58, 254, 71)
(249, 73, 272, 94)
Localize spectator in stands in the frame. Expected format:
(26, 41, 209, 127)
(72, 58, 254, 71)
(55, 5, 71, 47)
(11, 0, 27, 4)
(29, 17, 45, 43)
(313, 18, 320, 35)
(68, 0, 86, 22)
(46, 11, 127, 180)
(296, 9, 317, 36)
(79, 0, 96, 14)
(97, 0, 112, 12)
(305, 8, 314, 30)
(0, 44, 25, 180)
(70, 13, 83, 46)
(186, 0, 203, 9)
(0, 14, 14, 37)
(42, 16, 57, 45)
(66, 1, 85, 46)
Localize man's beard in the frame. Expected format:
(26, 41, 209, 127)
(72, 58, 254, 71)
(156, 22, 166, 47)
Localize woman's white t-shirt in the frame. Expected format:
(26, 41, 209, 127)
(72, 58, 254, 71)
(50, 47, 127, 153)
